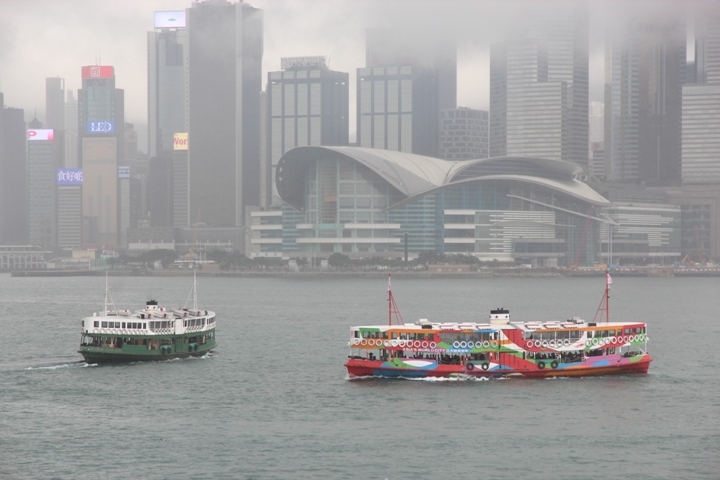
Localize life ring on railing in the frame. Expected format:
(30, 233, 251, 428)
(460, 341, 467, 349)
(549, 340, 556, 348)
(383, 340, 390, 347)
(611, 337, 617, 345)
(453, 341, 461, 349)
(429, 342, 437, 349)
(481, 362, 489, 371)
(637, 333, 645, 342)
(422, 341, 429, 348)
(414, 340, 422, 348)
(466, 363, 475, 371)
(541, 340, 548, 348)
(352, 339, 360, 346)
(391, 340, 398, 347)
(491, 341, 498, 348)
(564, 339, 570, 346)
(533, 340, 540, 348)
(585, 340, 591, 347)
(628, 335, 635, 343)
(526, 340, 533, 349)
(360, 339, 368, 346)
(538, 361, 546, 369)
(484, 341, 491, 348)
(551, 361, 558, 369)
(592, 338, 598, 345)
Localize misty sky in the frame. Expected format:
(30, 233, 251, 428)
(0, 0, 694, 151)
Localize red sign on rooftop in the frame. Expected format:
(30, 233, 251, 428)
(81, 66, 114, 79)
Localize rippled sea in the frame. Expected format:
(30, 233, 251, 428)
(0, 273, 718, 479)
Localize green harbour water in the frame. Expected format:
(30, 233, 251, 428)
(0, 274, 718, 479)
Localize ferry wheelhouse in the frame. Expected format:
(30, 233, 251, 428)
(79, 274, 217, 363)
(345, 274, 651, 379)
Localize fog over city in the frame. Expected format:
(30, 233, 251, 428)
(0, 0, 699, 151)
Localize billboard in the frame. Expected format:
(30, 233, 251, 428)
(154, 11, 186, 29)
(281, 56, 327, 70)
(27, 129, 54, 141)
(118, 166, 130, 179)
(86, 121, 115, 134)
(81, 66, 114, 79)
(57, 168, 83, 185)
(173, 132, 188, 150)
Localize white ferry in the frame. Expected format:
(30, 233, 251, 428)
(79, 274, 216, 363)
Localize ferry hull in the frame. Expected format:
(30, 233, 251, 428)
(345, 354, 652, 379)
(79, 344, 216, 364)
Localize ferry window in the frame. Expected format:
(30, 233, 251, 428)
(115, 322, 120, 328)
(143, 323, 146, 329)
(587, 331, 593, 338)
(94, 321, 99, 327)
(122, 322, 125, 328)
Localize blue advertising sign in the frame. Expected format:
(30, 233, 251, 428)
(86, 121, 115, 134)
(118, 166, 130, 179)
(57, 168, 83, 185)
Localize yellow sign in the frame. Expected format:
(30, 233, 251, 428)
(173, 132, 188, 150)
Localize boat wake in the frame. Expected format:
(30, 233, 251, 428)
(26, 362, 97, 371)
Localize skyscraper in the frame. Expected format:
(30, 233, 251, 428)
(78, 65, 125, 247)
(148, 10, 188, 157)
(0, 95, 27, 244)
(45, 78, 65, 131)
(682, 8, 720, 185)
(64, 90, 78, 168)
(27, 122, 63, 248)
(365, 27, 456, 111)
(489, 4, 588, 165)
(356, 65, 439, 157)
(267, 56, 348, 204)
(604, 9, 685, 185)
(187, 0, 263, 227)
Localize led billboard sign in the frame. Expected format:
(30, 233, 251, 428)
(27, 129, 54, 141)
(118, 166, 130, 179)
(154, 11, 186, 28)
(81, 66, 114, 79)
(86, 121, 115, 134)
(173, 132, 188, 150)
(57, 168, 83, 185)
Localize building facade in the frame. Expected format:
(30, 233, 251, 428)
(365, 27, 456, 111)
(356, 65, 439, 157)
(27, 126, 63, 248)
(439, 108, 488, 160)
(604, 10, 685, 185)
(489, 4, 588, 167)
(187, 0, 263, 228)
(267, 56, 348, 205)
(271, 146, 620, 267)
(148, 11, 188, 158)
(78, 65, 125, 248)
(0, 96, 27, 245)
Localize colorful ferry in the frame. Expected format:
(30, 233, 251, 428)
(345, 274, 651, 379)
(79, 274, 217, 363)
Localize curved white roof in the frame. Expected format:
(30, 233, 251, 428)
(276, 146, 609, 211)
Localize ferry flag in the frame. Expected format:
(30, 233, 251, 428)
(607, 273, 613, 285)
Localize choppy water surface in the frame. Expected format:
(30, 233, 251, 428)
(0, 274, 718, 479)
